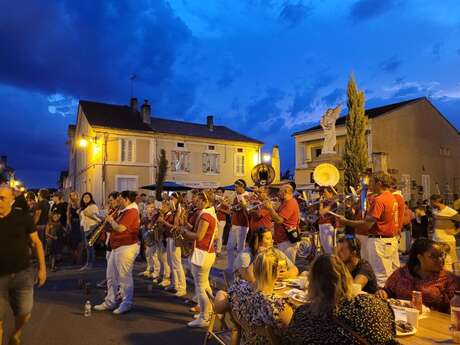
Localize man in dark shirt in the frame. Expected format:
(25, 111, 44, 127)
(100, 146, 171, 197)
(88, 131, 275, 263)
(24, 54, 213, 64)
(337, 235, 378, 294)
(33, 189, 50, 247)
(0, 185, 46, 344)
(51, 191, 68, 227)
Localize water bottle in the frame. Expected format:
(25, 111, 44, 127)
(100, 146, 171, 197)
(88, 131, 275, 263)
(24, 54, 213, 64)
(84, 300, 92, 317)
(450, 290, 460, 343)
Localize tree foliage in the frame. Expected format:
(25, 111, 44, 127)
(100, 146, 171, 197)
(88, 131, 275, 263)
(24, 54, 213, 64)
(155, 149, 168, 201)
(343, 74, 368, 189)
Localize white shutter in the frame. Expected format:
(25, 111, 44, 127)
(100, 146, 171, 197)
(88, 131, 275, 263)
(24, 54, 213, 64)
(127, 140, 133, 162)
(215, 154, 220, 173)
(422, 174, 430, 200)
(401, 174, 411, 201)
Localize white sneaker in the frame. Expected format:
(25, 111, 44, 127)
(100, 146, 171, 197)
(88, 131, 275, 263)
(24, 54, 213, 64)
(193, 313, 200, 319)
(159, 280, 171, 288)
(187, 317, 209, 328)
(93, 302, 115, 311)
(113, 304, 132, 315)
(175, 290, 187, 297)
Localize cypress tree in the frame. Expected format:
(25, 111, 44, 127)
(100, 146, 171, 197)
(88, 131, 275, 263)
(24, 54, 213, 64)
(343, 74, 368, 189)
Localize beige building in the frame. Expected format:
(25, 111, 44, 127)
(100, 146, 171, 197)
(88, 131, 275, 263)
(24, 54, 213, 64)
(67, 98, 271, 204)
(293, 97, 460, 202)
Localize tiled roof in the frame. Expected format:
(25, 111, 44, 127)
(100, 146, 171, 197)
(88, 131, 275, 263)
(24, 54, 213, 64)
(79, 100, 263, 144)
(292, 97, 426, 136)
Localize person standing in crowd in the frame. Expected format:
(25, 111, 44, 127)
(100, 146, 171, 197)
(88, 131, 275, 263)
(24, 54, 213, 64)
(12, 188, 29, 213)
(227, 179, 250, 272)
(248, 186, 273, 233)
(45, 211, 65, 271)
(336, 235, 378, 294)
(79, 192, 100, 270)
(265, 184, 300, 264)
(214, 187, 230, 256)
(33, 189, 51, 249)
(139, 196, 160, 279)
(51, 192, 68, 227)
(181, 190, 218, 327)
(430, 194, 460, 271)
(335, 172, 399, 287)
(94, 191, 140, 315)
(412, 202, 429, 239)
(157, 192, 187, 297)
(26, 192, 37, 218)
(318, 187, 338, 254)
(376, 238, 458, 313)
(67, 192, 82, 265)
(0, 185, 46, 345)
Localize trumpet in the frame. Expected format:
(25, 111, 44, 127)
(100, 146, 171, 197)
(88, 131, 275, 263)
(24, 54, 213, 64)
(88, 206, 121, 247)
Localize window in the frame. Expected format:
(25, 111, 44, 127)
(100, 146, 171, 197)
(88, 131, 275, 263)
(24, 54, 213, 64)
(177, 142, 185, 148)
(116, 176, 138, 191)
(421, 174, 430, 201)
(310, 172, 314, 183)
(171, 151, 190, 172)
(120, 139, 135, 162)
(202, 153, 220, 174)
(314, 148, 322, 157)
(401, 174, 411, 201)
(237, 148, 243, 153)
(208, 145, 215, 151)
(235, 153, 245, 175)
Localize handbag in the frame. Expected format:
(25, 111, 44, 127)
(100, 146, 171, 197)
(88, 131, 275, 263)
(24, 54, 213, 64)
(284, 225, 301, 243)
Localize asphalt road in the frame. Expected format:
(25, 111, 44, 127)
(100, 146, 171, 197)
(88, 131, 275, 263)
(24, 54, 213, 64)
(2, 263, 206, 345)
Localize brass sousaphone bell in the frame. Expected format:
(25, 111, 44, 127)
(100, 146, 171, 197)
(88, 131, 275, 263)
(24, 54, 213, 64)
(251, 163, 276, 186)
(313, 163, 340, 187)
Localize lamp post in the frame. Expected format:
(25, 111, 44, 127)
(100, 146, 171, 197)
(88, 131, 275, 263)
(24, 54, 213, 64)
(262, 153, 271, 164)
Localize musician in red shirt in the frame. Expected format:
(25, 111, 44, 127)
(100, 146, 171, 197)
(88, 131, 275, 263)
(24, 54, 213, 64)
(215, 187, 230, 255)
(94, 190, 140, 315)
(249, 186, 273, 232)
(226, 179, 250, 271)
(265, 184, 300, 263)
(318, 187, 338, 254)
(335, 172, 400, 287)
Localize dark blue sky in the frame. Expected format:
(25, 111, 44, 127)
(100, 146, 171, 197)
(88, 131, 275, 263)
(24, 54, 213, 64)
(1, 0, 459, 187)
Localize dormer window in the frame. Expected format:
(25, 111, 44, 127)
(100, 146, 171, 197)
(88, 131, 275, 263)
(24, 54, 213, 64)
(177, 142, 185, 148)
(208, 145, 215, 151)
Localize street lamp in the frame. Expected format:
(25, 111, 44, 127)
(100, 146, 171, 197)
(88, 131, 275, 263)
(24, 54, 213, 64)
(78, 138, 88, 148)
(262, 153, 271, 163)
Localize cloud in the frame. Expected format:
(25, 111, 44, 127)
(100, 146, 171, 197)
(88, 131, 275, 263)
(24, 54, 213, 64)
(380, 56, 402, 74)
(349, 0, 403, 22)
(0, 1, 192, 104)
(321, 88, 345, 106)
(432, 42, 443, 61)
(279, 1, 313, 27)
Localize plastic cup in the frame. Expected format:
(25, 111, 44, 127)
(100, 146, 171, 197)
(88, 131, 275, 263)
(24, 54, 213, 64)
(406, 308, 419, 328)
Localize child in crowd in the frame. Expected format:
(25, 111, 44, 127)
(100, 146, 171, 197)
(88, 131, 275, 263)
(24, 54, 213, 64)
(45, 211, 65, 271)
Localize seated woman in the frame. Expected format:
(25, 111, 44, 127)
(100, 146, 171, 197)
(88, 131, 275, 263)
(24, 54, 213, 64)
(376, 238, 459, 313)
(215, 249, 293, 345)
(233, 227, 298, 282)
(337, 235, 378, 293)
(287, 255, 397, 345)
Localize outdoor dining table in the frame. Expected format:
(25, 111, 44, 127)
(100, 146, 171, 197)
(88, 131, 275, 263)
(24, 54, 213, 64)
(275, 278, 452, 345)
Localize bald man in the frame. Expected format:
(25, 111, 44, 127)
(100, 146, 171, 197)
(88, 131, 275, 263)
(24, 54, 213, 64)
(0, 186, 46, 345)
(265, 184, 300, 264)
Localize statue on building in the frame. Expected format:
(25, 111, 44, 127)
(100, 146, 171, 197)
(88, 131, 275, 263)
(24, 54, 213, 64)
(320, 105, 341, 154)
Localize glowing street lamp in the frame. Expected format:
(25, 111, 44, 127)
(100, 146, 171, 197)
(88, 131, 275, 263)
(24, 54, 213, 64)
(78, 138, 88, 148)
(262, 153, 271, 163)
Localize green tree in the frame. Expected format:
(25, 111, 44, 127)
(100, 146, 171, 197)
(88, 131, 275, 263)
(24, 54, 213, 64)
(155, 149, 168, 201)
(343, 74, 368, 189)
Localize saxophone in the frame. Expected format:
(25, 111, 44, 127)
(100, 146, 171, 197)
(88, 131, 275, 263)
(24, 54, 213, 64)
(88, 206, 120, 247)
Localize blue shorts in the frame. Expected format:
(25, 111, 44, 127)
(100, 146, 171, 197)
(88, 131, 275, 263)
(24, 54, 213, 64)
(0, 267, 35, 320)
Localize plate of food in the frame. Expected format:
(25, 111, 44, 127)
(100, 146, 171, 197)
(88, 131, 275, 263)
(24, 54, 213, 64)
(389, 299, 430, 315)
(396, 320, 416, 336)
(284, 279, 302, 288)
(290, 292, 308, 304)
(274, 281, 287, 290)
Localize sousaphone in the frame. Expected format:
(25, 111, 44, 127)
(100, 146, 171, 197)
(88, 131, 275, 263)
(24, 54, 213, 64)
(251, 163, 276, 186)
(313, 163, 340, 187)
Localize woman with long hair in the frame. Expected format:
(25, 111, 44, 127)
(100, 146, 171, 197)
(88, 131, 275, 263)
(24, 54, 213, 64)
(376, 238, 458, 313)
(67, 191, 82, 265)
(181, 190, 218, 327)
(287, 255, 397, 345)
(79, 192, 100, 270)
(157, 192, 187, 297)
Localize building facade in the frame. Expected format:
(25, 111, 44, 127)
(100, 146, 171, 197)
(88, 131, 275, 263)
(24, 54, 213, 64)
(293, 97, 460, 202)
(68, 98, 268, 204)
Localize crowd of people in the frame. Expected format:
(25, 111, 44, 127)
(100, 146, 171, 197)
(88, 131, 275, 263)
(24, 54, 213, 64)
(1, 172, 459, 344)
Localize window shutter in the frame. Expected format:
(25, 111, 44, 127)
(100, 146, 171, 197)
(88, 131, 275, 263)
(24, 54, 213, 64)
(121, 139, 126, 161)
(216, 154, 220, 173)
(127, 140, 133, 162)
(202, 153, 208, 173)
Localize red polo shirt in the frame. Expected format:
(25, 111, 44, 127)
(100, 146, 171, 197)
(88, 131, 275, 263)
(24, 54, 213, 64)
(231, 194, 249, 227)
(195, 212, 217, 253)
(274, 198, 300, 244)
(392, 192, 405, 233)
(249, 208, 273, 231)
(367, 191, 398, 237)
(110, 208, 140, 250)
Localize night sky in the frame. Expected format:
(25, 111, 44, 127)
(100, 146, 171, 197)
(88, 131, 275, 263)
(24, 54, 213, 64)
(1, 0, 459, 188)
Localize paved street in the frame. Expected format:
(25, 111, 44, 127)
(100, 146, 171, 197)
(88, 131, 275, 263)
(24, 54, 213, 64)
(3, 262, 207, 345)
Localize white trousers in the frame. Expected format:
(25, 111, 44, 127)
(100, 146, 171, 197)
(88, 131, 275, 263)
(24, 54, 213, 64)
(319, 223, 336, 254)
(226, 225, 249, 271)
(191, 253, 216, 319)
(216, 220, 226, 253)
(355, 234, 368, 261)
(367, 237, 399, 287)
(145, 243, 161, 278)
(159, 241, 171, 281)
(433, 229, 457, 271)
(166, 237, 187, 292)
(105, 243, 140, 308)
(277, 240, 299, 264)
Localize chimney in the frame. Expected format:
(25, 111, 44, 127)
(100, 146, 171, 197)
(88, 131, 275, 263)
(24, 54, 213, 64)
(130, 97, 138, 112)
(141, 99, 151, 125)
(206, 115, 214, 131)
